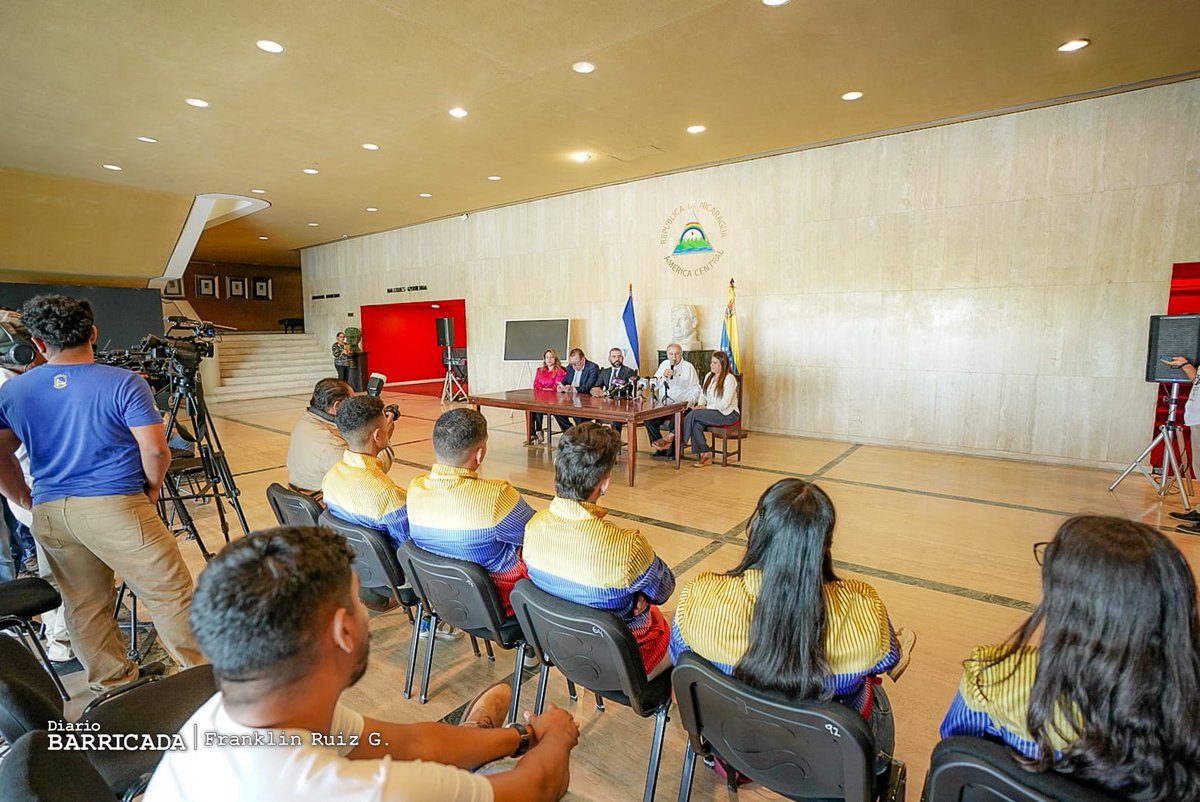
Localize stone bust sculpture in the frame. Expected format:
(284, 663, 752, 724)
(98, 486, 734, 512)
(670, 304, 701, 350)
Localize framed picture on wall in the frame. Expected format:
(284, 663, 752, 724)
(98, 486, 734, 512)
(226, 276, 249, 299)
(252, 277, 273, 301)
(195, 274, 219, 298)
(161, 278, 185, 299)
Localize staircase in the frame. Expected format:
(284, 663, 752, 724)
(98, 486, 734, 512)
(206, 332, 335, 403)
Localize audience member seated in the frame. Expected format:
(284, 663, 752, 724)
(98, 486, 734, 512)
(287, 378, 394, 498)
(939, 515, 1200, 801)
(591, 347, 638, 435)
(646, 343, 701, 459)
(145, 526, 580, 802)
(553, 348, 599, 433)
(523, 423, 675, 677)
(671, 478, 914, 778)
(678, 350, 739, 469)
(407, 408, 535, 614)
(528, 349, 565, 446)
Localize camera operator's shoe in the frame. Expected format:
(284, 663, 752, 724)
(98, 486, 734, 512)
(1176, 522, 1200, 535)
(138, 661, 169, 679)
(1168, 509, 1200, 523)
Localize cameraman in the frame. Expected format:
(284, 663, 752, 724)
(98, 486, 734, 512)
(0, 295, 205, 690)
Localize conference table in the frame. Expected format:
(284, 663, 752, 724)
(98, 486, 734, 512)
(469, 389, 689, 486)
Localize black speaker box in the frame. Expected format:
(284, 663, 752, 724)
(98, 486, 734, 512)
(435, 317, 454, 347)
(1146, 314, 1200, 383)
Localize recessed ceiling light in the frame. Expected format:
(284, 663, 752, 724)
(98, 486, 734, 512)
(136, 136, 158, 143)
(418, 193, 432, 198)
(570, 152, 592, 162)
(102, 164, 122, 171)
(361, 143, 380, 151)
(448, 107, 469, 118)
(257, 236, 269, 240)
(487, 175, 502, 181)
(686, 124, 706, 134)
(572, 61, 595, 74)
(762, 0, 790, 5)
(841, 91, 864, 101)
(302, 168, 319, 175)
(251, 188, 266, 194)
(255, 39, 285, 54)
(1057, 38, 1090, 52)
(307, 222, 319, 227)
(365, 207, 378, 212)
(185, 97, 209, 108)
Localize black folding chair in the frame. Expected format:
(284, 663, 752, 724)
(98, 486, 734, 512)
(318, 510, 418, 625)
(266, 482, 323, 527)
(509, 579, 672, 802)
(923, 737, 1127, 802)
(396, 541, 527, 722)
(671, 651, 906, 801)
(0, 730, 115, 802)
(0, 577, 69, 699)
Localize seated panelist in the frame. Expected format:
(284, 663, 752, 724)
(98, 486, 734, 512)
(554, 348, 599, 431)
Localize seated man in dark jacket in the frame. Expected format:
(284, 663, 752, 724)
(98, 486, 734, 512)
(553, 348, 599, 431)
(591, 347, 638, 434)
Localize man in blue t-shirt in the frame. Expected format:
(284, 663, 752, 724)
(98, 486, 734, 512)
(0, 295, 205, 690)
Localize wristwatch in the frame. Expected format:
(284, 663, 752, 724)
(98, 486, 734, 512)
(505, 721, 531, 757)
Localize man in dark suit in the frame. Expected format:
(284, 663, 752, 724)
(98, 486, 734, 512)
(591, 347, 638, 434)
(554, 348, 599, 431)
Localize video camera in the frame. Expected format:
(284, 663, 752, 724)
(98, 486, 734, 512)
(96, 316, 232, 390)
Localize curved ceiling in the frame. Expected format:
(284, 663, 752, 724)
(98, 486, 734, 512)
(1, 0, 1198, 276)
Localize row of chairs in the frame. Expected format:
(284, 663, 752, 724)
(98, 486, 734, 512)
(267, 483, 1124, 801)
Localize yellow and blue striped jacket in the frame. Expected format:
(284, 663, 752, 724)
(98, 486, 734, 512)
(523, 497, 676, 667)
(321, 450, 409, 547)
(940, 645, 1082, 759)
(406, 464, 534, 609)
(670, 570, 899, 714)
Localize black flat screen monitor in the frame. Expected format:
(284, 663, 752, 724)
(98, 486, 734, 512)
(504, 318, 570, 362)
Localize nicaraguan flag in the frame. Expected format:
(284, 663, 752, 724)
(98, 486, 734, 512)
(720, 278, 741, 374)
(619, 285, 640, 371)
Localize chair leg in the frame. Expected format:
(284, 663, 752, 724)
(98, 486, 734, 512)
(403, 602, 424, 699)
(595, 692, 605, 712)
(678, 740, 696, 802)
(507, 643, 525, 725)
(721, 433, 730, 466)
(534, 663, 550, 715)
(419, 612, 438, 704)
(642, 704, 670, 802)
(469, 635, 481, 658)
(484, 640, 495, 661)
(567, 678, 578, 701)
(12, 619, 69, 700)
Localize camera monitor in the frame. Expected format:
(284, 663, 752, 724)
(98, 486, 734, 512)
(1146, 314, 1200, 383)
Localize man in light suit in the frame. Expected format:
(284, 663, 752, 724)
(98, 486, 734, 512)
(591, 347, 638, 434)
(645, 343, 701, 458)
(554, 348, 599, 432)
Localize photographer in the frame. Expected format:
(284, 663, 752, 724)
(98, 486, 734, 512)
(0, 294, 205, 690)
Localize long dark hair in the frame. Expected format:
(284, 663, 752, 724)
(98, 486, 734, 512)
(990, 516, 1200, 800)
(703, 350, 731, 396)
(728, 478, 838, 699)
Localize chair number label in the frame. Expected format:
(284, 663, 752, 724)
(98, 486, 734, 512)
(825, 724, 841, 738)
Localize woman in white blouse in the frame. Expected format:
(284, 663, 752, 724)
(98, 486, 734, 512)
(680, 350, 739, 468)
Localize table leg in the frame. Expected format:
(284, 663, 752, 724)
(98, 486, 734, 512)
(525, 410, 533, 444)
(674, 410, 683, 469)
(627, 418, 636, 486)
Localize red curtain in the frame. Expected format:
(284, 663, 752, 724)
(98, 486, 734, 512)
(1154, 262, 1200, 474)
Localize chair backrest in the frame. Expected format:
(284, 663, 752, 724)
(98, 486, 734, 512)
(78, 665, 217, 793)
(317, 511, 407, 596)
(0, 730, 115, 802)
(397, 541, 512, 641)
(266, 482, 324, 527)
(0, 635, 63, 743)
(671, 651, 876, 800)
(509, 579, 659, 716)
(924, 737, 1129, 802)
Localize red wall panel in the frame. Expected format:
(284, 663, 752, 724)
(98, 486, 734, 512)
(1153, 262, 1200, 474)
(360, 299, 466, 384)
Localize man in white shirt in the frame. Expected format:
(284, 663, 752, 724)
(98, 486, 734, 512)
(146, 525, 579, 802)
(645, 343, 701, 458)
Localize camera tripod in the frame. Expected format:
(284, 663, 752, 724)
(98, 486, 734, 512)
(441, 346, 469, 404)
(158, 372, 249, 560)
(1110, 382, 1194, 508)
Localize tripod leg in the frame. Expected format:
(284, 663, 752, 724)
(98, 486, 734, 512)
(1165, 427, 1191, 508)
(1109, 430, 1167, 492)
(213, 451, 249, 535)
(162, 472, 213, 560)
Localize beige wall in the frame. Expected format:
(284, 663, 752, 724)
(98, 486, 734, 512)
(302, 80, 1200, 468)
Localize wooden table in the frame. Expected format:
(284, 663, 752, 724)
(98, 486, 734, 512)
(470, 389, 688, 486)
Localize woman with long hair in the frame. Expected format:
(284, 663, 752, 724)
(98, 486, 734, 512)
(940, 516, 1200, 801)
(671, 479, 915, 768)
(678, 350, 738, 468)
(528, 348, 565, 445)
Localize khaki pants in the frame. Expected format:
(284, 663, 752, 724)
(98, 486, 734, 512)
(33, 493, 206, 690)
